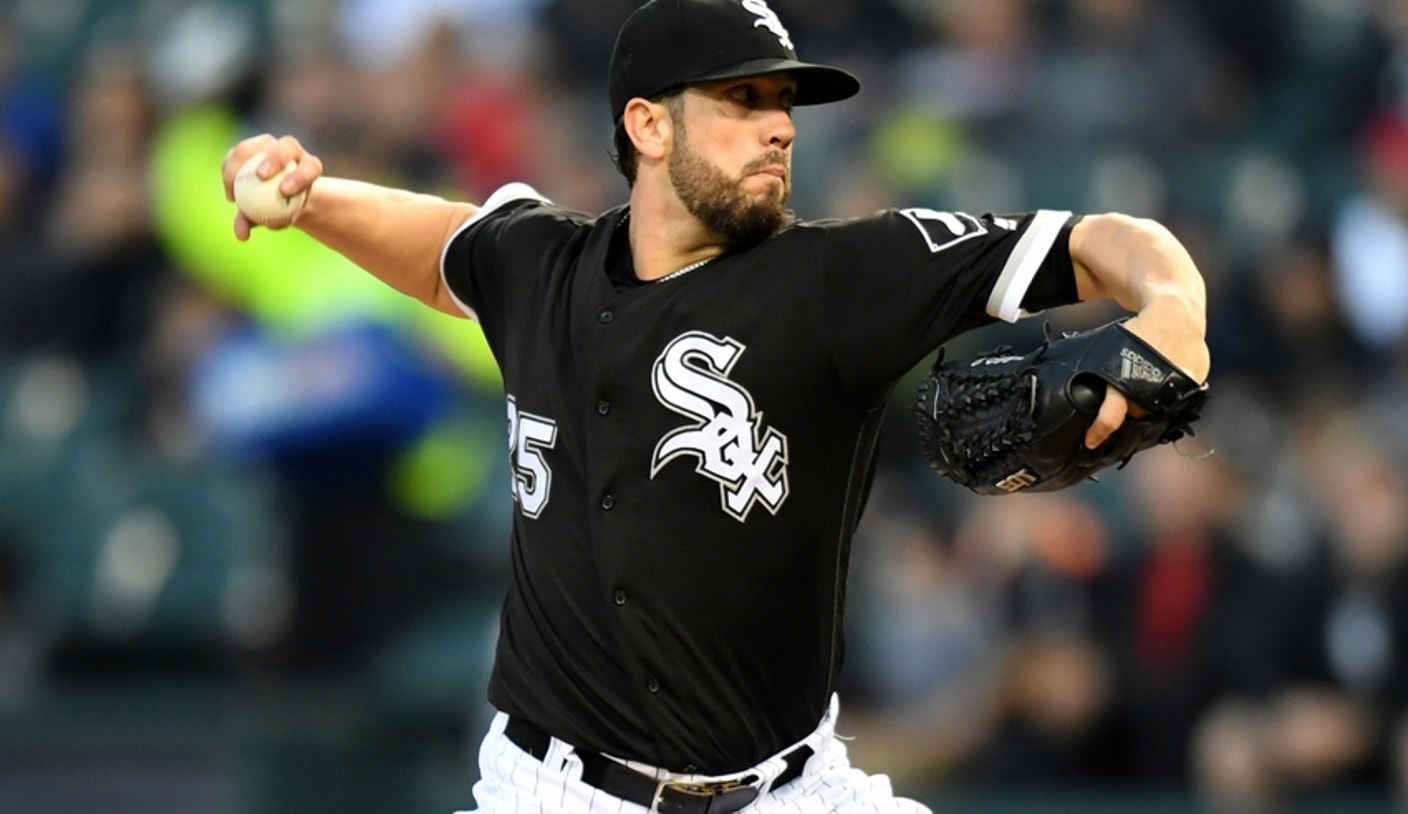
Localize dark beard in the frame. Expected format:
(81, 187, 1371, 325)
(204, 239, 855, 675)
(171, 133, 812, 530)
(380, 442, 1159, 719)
(668, 124, 792, 248)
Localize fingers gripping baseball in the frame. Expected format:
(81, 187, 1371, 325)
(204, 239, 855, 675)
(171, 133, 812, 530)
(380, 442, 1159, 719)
(222, 134, 324, 239)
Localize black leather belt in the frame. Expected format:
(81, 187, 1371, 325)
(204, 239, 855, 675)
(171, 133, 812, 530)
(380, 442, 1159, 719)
(503, 716, 813, 814)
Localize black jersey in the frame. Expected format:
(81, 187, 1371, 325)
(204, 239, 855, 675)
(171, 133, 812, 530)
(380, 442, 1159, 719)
(441, 183, 1080, 774)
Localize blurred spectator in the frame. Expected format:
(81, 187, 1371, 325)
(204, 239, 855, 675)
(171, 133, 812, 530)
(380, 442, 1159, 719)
(0, 39, 173, 361)
(841, 479, 1010, 787)
(337, 0, 547, 75)
(1020, 0, 1224, 155)
(1188, 0, 1287, 100)
(1216, 228, 1373, 404)
(1332, 111, 1408, 357)
(843, 487, 1125, 789)
(33, 49, 167, 357)
(145, 0, 269, 114)
(893, 0, 1036, 138)
(1088, 445, 1253, 787)
(538, 0, 648, 98)
(1191, 410, 1408, 811)
(0, 11, 64, 200)
(961, 492, 1123, 787)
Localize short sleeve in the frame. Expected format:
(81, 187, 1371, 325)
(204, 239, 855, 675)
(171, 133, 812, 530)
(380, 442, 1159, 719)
(439, 183, 552, 320)
(813, 208, 1080, 389)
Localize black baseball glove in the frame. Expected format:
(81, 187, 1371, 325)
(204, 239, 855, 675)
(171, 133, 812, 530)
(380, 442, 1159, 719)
(914, 319, 1209, 495)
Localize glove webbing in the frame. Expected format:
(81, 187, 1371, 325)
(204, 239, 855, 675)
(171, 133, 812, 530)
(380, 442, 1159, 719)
(917, 363, 1037, 483)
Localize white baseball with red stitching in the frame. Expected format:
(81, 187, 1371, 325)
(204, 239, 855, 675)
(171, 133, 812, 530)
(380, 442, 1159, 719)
(233, 151, 307, 226)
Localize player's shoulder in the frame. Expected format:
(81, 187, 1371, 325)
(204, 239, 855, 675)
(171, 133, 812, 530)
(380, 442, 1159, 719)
(766, 211, 900, 242)
(745, 211, 907, 260)
(474, 183, 598, 227)
(781, 207, 941, 241)
(774, 208, 942, 258)
(794, 207, 1061, 259)
(454, 183, 607, 251)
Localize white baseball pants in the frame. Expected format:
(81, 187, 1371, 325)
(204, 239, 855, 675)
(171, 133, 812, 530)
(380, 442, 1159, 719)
(455, 695, 932, 814)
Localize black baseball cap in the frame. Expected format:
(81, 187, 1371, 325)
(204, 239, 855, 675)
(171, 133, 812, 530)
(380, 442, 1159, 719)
(608, 0, 860, 122)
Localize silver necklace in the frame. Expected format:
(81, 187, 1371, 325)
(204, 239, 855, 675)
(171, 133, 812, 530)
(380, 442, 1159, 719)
(655, 257, 713, 283)
(619, 213, 714, 283)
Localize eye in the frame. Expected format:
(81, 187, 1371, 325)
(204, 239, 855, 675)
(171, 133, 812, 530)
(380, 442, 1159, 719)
(728, 85, 757, 105)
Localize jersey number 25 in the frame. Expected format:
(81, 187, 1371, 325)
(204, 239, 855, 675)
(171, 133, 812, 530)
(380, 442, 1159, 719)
(507, 396, 558, 519)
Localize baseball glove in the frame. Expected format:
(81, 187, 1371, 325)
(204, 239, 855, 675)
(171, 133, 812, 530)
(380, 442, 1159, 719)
(914, 319, 1209, 495)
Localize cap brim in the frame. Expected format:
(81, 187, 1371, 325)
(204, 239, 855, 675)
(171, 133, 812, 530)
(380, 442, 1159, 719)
(689, 57, 860, 107)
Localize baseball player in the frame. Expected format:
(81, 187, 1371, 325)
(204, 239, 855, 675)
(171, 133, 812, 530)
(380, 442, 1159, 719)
(220, 1, 1210, 812)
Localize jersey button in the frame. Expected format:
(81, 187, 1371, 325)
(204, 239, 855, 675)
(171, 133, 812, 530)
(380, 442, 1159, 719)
(647, 678, 661, 694)
(598, 309, 615, 324)
(601, 494, 615, 510)
(597, 401, 611, 416)
(613, 589, 627, 606)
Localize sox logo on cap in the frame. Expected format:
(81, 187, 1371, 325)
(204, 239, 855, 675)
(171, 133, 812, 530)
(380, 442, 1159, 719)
(742, 0, 794, 50)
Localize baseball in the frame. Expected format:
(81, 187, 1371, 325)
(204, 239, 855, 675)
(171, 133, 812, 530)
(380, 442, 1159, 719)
(233, 151, 307, 226)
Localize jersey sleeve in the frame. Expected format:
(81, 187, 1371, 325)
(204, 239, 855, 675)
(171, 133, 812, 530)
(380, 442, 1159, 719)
(438, 182, 554, 321)
(814, 208, 1080, 389)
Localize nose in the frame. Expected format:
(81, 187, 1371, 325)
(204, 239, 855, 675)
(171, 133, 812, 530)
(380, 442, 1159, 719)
(765, 109, 795, 149)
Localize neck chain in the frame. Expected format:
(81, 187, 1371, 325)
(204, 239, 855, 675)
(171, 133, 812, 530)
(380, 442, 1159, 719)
(656, 257, 713, 283)
(619, 211, 715, 283)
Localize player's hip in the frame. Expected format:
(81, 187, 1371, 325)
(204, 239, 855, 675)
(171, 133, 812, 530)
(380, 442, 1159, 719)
(458, 695, 931, 814)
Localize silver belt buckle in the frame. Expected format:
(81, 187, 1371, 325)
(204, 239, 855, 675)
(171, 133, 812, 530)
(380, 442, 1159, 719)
(651, 780, 707, 814)
(651, 778, 758, 814)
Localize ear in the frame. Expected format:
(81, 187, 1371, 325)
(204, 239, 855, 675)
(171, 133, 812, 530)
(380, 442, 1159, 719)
(623, 97, 673, 162)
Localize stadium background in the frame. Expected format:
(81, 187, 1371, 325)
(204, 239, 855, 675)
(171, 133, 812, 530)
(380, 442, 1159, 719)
(1, 0, 1407, 811)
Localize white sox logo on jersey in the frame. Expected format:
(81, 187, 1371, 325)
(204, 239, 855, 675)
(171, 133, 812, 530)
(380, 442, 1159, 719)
(741, 0, 794, 51)
(651, 331, 790, 522)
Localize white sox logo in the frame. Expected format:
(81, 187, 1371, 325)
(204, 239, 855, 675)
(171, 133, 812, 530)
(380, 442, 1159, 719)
(651, 331, 790, 522)
(741, 0, 794, 51)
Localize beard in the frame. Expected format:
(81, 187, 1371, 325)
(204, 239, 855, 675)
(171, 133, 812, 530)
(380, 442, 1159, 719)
(668, 122, 793, 248)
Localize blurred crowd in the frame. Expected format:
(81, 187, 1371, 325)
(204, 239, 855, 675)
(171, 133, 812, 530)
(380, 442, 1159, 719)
(3, 0, 1408, 811)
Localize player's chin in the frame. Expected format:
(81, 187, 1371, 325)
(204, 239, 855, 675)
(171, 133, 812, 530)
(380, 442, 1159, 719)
(742, 179, 789, 210)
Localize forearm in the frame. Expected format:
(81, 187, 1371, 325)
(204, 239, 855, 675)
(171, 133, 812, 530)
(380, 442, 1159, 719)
(1072, 214, 1205, 323)
(1070, 213, 1209, 380)
(296, 177, 479, 317)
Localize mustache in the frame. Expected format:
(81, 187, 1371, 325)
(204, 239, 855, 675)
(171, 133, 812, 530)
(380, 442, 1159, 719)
(741, 151, 790, 176)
